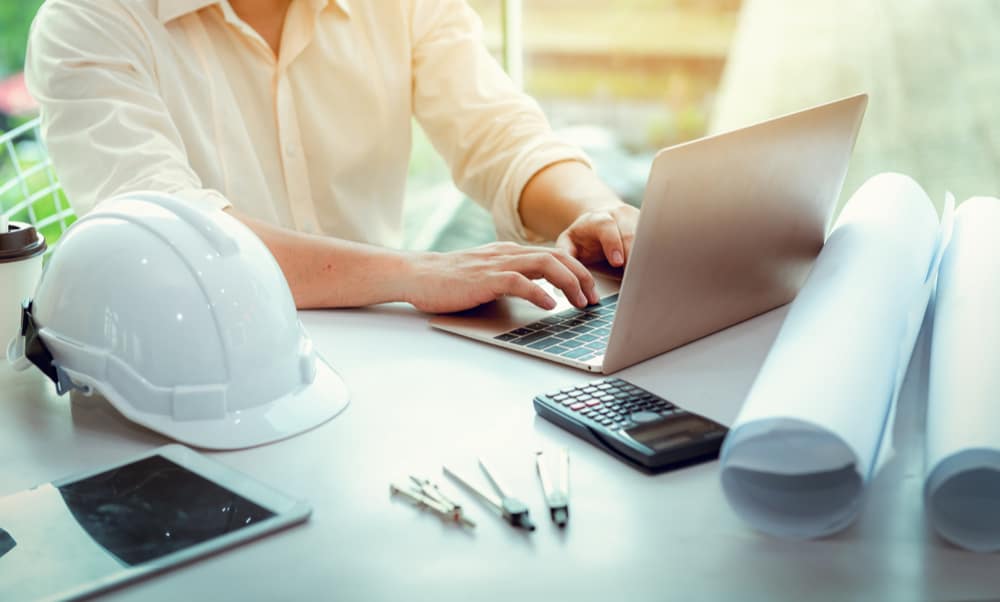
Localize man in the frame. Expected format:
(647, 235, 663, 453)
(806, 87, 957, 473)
(26, 0, 639, 313)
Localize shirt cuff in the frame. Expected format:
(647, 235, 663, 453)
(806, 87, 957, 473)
(172, 188, 233, 212)
(493, 141, 593, 244)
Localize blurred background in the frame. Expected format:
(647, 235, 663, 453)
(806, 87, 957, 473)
(2, 0, 998, 251)
(418, 0, 1000, 250)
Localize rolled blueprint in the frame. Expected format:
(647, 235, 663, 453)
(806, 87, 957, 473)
(925, 197, 1000, 552)
(719, 173, 949, 539)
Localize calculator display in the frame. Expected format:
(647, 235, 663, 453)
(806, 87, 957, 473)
(626, 415, 719, 451)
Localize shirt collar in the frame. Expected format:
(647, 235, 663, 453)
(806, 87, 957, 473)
(156, 0, 350, 24)
(157, 0, 218, 23)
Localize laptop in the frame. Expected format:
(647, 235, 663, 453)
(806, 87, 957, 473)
(430, 94, 868, 374)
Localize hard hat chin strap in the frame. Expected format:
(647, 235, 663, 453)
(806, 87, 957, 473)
(20, 300, 84, 395)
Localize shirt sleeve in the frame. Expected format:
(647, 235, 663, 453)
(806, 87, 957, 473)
(408, 0, 591, 243)
(24, 0, 231, 217)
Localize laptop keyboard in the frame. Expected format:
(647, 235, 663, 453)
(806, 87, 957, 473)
(494, 294, 619, 362)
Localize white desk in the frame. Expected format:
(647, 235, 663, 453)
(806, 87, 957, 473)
(2, 304, 999, 601)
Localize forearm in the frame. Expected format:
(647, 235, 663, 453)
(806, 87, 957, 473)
(226, 209, 410, 309)
(518, 160, 625, 241)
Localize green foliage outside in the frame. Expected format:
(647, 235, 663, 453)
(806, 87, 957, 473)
(1, 1, 76, 248)
(0, 0, 44, 77)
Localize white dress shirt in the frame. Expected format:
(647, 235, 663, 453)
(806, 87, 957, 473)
(26, 0, 589, 246)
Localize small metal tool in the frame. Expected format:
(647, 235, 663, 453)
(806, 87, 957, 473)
(536, 448, 570, 527)
(390, 476, 475, 528)
(409, 475, 465, 520)
(443, 458, 535, 532)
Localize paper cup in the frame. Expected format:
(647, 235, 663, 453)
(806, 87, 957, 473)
(1, 220, 46, 351)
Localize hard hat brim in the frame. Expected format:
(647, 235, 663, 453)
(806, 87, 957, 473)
(103, 353, 350, 450)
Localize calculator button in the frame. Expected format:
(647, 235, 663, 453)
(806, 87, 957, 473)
(585, 399, 602, 407)
(629, 411, 661, 424)
(569, 402, 586, 411)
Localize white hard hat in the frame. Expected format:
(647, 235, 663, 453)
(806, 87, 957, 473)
(6, 192, 349, 449)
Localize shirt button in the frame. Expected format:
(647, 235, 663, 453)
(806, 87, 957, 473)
(285, 145, 298, 159)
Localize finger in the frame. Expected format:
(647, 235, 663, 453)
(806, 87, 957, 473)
(621, 228, 635, 264)
(555, 231, 578, 258)
(595, 217, 626, 267)
(491, 272, 555, 310)
(611, 208, 638, 264)
(511, 253, 588, 308)
(550, 248, 599, 305)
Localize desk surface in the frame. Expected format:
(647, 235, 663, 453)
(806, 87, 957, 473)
(2, 304, 999, 601)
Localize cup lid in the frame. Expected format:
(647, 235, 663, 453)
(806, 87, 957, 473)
(0, 221, 47, 263)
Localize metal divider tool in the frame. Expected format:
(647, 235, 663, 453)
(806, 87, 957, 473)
(443, 458, 536, 532)
(390, 475, 475, 528)
(536, 448, 570, 527)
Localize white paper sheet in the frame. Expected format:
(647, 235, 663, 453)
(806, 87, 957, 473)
(720, 173, 947, 539)
(873, 191, 954, 474)
(924, 196, 1000, 552)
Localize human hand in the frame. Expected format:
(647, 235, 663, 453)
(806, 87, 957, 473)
(555, 204, 639, 267)
(401, 242, 600, 314)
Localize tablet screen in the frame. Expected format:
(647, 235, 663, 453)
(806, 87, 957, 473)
(0, 454, 276, 599)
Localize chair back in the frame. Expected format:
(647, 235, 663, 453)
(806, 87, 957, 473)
(0, 116, 75, 254)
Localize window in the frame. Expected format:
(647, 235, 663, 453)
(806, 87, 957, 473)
(407, 0, 741, 250)
(710, 1, 1000, 211)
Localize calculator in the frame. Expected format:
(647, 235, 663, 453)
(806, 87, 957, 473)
(533, 377, 728, 473)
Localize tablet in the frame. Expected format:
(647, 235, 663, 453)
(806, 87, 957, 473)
(0, 444, 311, 601)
